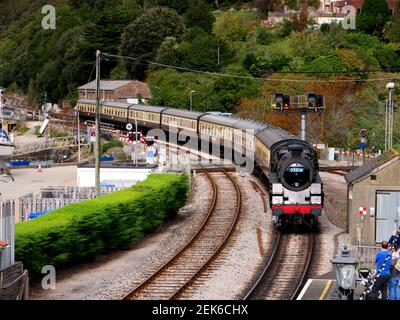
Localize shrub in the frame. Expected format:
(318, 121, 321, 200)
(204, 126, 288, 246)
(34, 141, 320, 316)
(320, 23, 330, 33)
(34, 125, 41, 136)
(15, 122, 29, 135)
(49, 128, 70, 138)
(256, 27, 273, 45)
(15, 174, 188, 278)
(101, 139, 124, 154)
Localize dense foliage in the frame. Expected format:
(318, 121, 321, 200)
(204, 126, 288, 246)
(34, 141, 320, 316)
(1, 0, 400, 149)
(15, 173, 188, 278)
(120, 6, 187, 80)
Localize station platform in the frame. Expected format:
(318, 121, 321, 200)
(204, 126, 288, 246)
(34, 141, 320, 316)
(297, 274, 365, 300)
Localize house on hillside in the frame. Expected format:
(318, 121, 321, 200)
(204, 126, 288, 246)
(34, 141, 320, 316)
(77, 80, 152, 104)
(320, 0, 399, 14)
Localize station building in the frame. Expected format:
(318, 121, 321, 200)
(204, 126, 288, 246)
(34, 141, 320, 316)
(345, 149, 400, 246)
(77, 80, 152, 104)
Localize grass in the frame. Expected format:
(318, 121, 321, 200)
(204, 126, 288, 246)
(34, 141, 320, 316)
(101, 139, 124, 154)
(15, 122, 29, 135)
(34, 125, 41, 136)
(49, 128, 70, 138)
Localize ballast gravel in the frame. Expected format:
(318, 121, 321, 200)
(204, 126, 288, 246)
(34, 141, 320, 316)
(179, 173, 272, 300)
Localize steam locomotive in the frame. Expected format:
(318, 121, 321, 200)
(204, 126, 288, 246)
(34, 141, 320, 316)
(77, 100, 323, 230)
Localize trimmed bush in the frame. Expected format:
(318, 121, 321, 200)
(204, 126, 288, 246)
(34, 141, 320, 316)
(15, 174, 188, 278)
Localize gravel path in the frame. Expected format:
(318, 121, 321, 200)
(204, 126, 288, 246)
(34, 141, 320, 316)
(312, 172, 350, 278)
(320, 172, 348, 229)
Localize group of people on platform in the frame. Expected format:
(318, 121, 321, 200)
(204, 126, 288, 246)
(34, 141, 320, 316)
(370, 229, 400, 300)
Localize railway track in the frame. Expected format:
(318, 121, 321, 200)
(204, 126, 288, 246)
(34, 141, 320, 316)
(124, 168, 241, 300)
(243, 231, 315, 300)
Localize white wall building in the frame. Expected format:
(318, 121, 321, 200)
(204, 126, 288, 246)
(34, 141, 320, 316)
(77, 163, 157, 188)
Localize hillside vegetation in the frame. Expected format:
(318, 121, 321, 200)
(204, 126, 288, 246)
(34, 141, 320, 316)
(0, 0, 400, 149)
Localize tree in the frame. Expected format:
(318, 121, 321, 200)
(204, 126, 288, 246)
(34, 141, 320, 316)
(213, 12, 248, 42)
(154, 37, 180, 66)
(184, 0, 215, 33)
(120, 7, 187, 80)
(357, 0, 391, 36)
(67, 0, 106, 9)
(284, 0, 319, 10)
(178, 28, 234, 70)
(256, 0, 275, 19)
(154, 0, 188, 14)
(384, 1, 400, 43)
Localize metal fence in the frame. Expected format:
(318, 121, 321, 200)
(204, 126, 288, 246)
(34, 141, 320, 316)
(0, 200, 15, 270)
(337, 245, 381, 272)
(39, 186, 121, 199)
(19, 186, 122, 221)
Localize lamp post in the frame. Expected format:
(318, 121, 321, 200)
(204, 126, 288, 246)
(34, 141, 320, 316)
(331, 245, 358, 300)
(385, 82, 395, 151)
(189, 90, 195, 112)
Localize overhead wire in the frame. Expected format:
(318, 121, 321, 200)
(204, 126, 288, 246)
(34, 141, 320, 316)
(101, 52, 400, 83)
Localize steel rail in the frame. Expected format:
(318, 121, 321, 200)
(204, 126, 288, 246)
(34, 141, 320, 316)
(170, 169, 242, 299)
(242, 231, 281, 300)
(290, 233, 315, 300)
(243, 232, 315, 301)
(123, 168, 241, 300)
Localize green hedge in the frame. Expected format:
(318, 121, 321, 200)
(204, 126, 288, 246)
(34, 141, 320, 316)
(15, 174, 188, 278)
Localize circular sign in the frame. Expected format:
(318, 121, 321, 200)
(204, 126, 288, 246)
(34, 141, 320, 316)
(126, 123, 133, 131)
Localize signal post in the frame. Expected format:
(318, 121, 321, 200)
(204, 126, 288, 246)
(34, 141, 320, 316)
(272, 94, 325, 142)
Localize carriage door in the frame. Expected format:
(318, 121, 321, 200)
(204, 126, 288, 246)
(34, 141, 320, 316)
(376, 191, 400, 243)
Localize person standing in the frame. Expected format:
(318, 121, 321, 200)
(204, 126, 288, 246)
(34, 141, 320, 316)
(389, 229, 400, 248)
(388, 243, 400, 300)
(371, 241, 392, 300)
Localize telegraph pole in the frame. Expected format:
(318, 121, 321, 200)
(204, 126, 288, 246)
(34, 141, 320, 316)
(77, 110, 81, 163)
(135, 119, 138, 167)
(95, 50, 101, 196)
